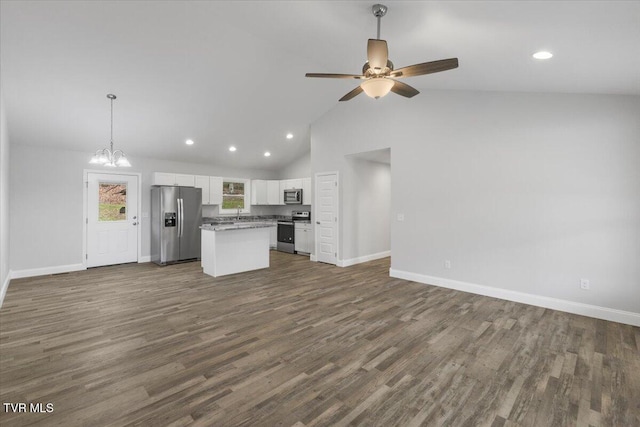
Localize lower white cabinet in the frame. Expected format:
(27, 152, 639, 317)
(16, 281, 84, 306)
(294, 222, 312, 254)
(270, 223, 277, 249)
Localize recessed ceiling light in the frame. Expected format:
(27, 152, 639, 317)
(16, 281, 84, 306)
(229, 146, 236, 152)
(264, 152, 271, 157)
(532, 51, 553, 60)
(286, 133, 293, 139)
(185, 139, 194, 145)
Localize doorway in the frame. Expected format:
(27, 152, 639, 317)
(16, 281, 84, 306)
(84, 171, 141, 267)
(343, 148, 391, 266)
(314, 172, 338, 265)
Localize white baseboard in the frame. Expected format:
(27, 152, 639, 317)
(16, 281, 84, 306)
(338, 250, 390, 268)
(138, 256, 151, 263)
(389, 269, 640, 327)
(10, 263, 86, 280)
(0, 271, 10, 309)
(310, 254, 317, 262)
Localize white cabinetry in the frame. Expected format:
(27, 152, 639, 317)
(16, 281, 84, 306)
(175, 174, 195, 186)
(195, 175, 210, 204)
(251, 180, 268, 205)
(267, 180, 280, 205)
(278, 180, 286, 205)
(302, 177, 312, 205)
(269, 222, 277, 249)
(209, 176, 223, 205)
(152, 172, 195, 187)
(282, 179, 302, 190)
(252, 180, 281, 206)
(294, 222, 312, 254)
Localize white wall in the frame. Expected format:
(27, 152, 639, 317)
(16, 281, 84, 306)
(278, 150, 310, 180)
(311, 90, 640, 316)
(9, 144, 279, 273)
(342, 157, 390, 261)
(0, 95, 10, 302)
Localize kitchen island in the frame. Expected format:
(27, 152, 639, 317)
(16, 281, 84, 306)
(200, 222, 276, 278)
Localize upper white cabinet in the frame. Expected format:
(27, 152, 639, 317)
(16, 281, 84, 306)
(152, 172, 193, 186)
(302, 177, 312, 205)
(154, 172, 311, 206)
(152, 172, 176, 186)
(251, 180, 268, 205)
(267, 180, 280, 205)
(195, 175, 210, 204)
(152, 172, 196, 187)
(175, 174, 195, 186)
(282, 179, 302, 190)
(210, 176, 223, 205)
(278, 180, 286, 205)
(253, 179, 288, 205)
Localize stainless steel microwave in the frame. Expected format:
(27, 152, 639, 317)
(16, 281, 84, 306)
(284, 188, 303, 204)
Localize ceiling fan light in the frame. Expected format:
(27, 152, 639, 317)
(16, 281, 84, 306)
(89, 155, 100, 164)
(361, 78, 394, 99)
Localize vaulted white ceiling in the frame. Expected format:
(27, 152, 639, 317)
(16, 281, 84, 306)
(2, 1, 639, 170)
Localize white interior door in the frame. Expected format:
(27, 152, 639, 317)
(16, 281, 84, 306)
(87, 173, 138, 267)
(315, 172, 338, 264)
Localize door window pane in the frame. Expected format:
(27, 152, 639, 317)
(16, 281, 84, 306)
(222, 181, 245, 210)
(99, 182, 127, 221)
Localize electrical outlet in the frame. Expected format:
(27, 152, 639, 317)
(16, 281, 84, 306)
(580, 279, 590, 290)
(397, 213, 405, 221)
(445, 260, 451, 269)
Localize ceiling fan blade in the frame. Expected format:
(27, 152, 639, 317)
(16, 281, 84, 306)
(367, 39, 388, 72)
(390, 58, 459, 78)
(305, 73, 364, 79)
(339, 86, 364, 102)
(390, 80, 419, 98)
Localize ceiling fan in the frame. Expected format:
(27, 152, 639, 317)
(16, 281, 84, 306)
(305, 4, 459, 101)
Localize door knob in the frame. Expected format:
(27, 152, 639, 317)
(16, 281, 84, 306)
(316, 221, 320, 224)
(133, 215, 137, 219)
(132, 222, 138, 226)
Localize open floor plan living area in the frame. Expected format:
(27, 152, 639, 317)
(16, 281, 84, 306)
(1, 1, 639, 426)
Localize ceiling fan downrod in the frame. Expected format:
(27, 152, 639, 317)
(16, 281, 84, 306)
(372, 4, 387, 40)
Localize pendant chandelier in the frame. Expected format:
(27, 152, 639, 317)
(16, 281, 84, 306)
(89, 94, 131, 167)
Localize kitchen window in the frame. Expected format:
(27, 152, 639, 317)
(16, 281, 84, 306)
(219, 178, 250, 215)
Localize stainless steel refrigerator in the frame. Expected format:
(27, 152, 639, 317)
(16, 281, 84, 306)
(151, 186, 202, 265)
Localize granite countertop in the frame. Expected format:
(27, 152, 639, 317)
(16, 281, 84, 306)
(202, 215, 291, 224)
(200, 222, 277, 232)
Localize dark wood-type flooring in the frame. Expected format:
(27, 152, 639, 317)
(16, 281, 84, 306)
(1, 252, 639, 426)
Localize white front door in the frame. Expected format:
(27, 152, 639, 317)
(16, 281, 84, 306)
(87, 173, 139, 267)
(315, 172, 338, 265)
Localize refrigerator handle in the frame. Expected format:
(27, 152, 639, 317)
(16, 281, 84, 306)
(177, 198, 181, 237)
(179, 198, 184, 237)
